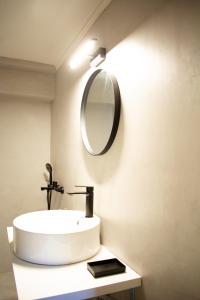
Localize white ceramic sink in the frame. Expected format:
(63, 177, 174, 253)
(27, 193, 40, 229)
(13, 210, 100, 265)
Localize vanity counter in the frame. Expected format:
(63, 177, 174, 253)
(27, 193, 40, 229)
(7, 227, 141, 300)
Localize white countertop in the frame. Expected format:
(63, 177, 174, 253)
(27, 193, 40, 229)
(7, 227, 141, 300)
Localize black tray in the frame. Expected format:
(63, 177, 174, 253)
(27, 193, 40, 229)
(87, 258, 126, 278)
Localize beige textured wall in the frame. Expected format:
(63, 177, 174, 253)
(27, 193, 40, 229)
(0, 66, 55, 102)
(52, 0, 200, 299)
(0, 67, 51, 272)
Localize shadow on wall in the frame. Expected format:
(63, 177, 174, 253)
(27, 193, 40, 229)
(81, 106, 124, 183)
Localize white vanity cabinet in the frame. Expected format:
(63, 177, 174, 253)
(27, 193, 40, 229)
(7, 227, 141, 300)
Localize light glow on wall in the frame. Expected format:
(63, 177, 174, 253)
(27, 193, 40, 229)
(103, 40, 168, 85)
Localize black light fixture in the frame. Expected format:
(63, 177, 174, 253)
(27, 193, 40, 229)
(90, 47, 106, 67)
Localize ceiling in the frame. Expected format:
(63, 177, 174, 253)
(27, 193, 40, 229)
(0, 0, 111, 68)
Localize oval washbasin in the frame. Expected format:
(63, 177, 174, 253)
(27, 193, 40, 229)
(13, 210, 100, 265)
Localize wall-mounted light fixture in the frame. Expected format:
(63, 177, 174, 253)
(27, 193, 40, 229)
(69, 39, 96, 70)
(90, 47, 106, 67)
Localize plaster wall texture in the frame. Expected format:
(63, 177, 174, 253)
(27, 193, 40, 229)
(0, 67, 55, 102)
(52, 0, 200, 299)
(0, 67, 51, 272)
(52, 0, 200, 300)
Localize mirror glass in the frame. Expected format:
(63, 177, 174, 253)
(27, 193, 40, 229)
(81, 69, 121, 155)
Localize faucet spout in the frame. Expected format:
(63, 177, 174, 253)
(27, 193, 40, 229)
(67, 186, 94, 218)
(67, 192, 88, 195)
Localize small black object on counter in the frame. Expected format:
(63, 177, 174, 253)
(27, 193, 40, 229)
(87, 258, 126, 278)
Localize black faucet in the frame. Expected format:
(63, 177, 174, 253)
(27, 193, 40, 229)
(41, 163, 64, 210)
(41, 181, 64, 194)
(67, 186, 94, 218)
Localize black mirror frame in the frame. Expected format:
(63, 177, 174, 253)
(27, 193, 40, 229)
(81, 69, 121, 156)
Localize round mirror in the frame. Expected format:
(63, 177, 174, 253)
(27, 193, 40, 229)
(81, 69, 121, 155)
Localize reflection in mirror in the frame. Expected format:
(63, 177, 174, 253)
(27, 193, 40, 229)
(81, 69, 121, 155)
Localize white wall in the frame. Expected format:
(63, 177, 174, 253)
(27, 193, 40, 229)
(0, 64, 55, 102)
(52, 0, 200, 299)
(0, 65, 52, 272)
